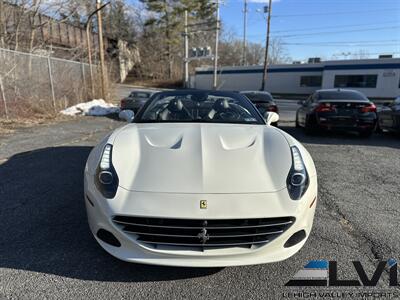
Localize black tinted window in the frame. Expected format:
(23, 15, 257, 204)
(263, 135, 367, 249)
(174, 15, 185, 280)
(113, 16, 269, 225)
(300, 76, 322, 87)
(334, 75, 377, 88)
(317, 91, 368, 101)
(243, 93, 273, 102)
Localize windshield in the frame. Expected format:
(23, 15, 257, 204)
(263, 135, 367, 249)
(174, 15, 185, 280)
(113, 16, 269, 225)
(243, 92, 273, 103)
(317, 91, 368, 101)
(135, 91, 264, 124)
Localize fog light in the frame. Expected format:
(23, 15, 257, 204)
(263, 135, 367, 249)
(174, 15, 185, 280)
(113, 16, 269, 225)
(96, 229, 121, 247)
(284, 230, 306, 248)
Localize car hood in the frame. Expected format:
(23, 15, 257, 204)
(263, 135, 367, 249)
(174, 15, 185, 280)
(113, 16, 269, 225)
(111, 123, 292, 194)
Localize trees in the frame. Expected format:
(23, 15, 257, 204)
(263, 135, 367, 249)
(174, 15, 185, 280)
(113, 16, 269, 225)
(139, 0, 215, 80)
(218, 29, 291, 67)
(0, 0, 291, 84)
(268, 38, 291, 64)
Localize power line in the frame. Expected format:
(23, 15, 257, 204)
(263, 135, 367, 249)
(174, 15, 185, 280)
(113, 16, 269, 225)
(283, 43, 400, 47)
(282, 39, 399, 44)
(272, 26, 400, 38)
(283, 41, 400, 45)
(246, 26, 400, 39)
(271, 20, 400, 34)
(272, 8, 399, 18)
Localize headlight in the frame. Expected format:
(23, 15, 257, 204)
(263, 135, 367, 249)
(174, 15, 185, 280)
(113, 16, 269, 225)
(286, 146, 309, 200)
(95, 144, 119, 198)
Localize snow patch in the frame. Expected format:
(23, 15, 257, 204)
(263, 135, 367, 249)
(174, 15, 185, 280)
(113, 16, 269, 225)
(60, 99, 120, 116)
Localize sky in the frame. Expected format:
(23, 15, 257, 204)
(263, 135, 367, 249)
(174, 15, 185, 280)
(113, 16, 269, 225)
(220, 0, 400, 61)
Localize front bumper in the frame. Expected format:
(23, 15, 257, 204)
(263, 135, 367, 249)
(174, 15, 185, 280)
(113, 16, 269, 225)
(84, 174, 317, 267)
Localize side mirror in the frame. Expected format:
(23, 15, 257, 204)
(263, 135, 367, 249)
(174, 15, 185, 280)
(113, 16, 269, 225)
(264, 111, 279, 126)
(119, 109, 135, 122)
(298, 100, 306, 105)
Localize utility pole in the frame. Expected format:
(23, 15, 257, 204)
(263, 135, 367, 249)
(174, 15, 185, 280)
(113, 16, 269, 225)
(85, 1, 110, 99)
(183, 10, 189, 88)
(261, 0, 272, 91)
(0, 0, 4, 47)
(85, 22, 95, 98)
(96, 0, 107, 100)
(242, 0, 248, 66)
(213, 0, 220, 90)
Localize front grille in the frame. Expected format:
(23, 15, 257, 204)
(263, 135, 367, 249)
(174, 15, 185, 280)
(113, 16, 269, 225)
(112, 216, 295, 250)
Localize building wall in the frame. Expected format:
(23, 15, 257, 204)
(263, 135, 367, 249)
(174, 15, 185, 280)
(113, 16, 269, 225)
(321, 60, 400, 99)
(264, 71, 322, 95)
(193, 59, 400, 99)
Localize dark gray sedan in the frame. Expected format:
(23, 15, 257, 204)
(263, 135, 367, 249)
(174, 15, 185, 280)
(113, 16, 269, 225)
(296, 89, 378, 137)
(120, 89, 159, 113)
(378, 96, 400, 133)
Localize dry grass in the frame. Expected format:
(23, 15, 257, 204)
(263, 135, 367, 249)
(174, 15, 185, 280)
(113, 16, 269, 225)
(129, 79, 182, 89)
(0, 83, 117, 137)
(0, 109, 73, 137)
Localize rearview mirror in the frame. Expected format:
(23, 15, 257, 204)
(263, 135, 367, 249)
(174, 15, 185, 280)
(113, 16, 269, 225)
(264, 112, 279, 126)
(119, 109, 135, 122)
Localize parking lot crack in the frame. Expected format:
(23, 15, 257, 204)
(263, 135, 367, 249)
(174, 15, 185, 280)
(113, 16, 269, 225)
(319, 185, 390, 264)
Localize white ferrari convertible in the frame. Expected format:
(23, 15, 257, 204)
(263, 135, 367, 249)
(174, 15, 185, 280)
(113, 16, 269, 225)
(84, 90, 317, 267)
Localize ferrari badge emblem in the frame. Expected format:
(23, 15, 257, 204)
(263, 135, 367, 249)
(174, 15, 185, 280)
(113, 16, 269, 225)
(200, 200, 207, 209)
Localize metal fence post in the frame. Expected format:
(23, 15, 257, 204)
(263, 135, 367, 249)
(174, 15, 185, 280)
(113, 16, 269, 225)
(0, 75, 8, 119)
(81, 62, 87, 99)
(47, 55, 57, 113)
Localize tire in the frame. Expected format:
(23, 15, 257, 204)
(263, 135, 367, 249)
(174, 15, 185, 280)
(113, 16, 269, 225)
(359, 130, 373, 138)
(304, 126, 315, 135)
(304, 115, 317, 135)
(375, 122, 383, 133)
(295, 114, 301, 128)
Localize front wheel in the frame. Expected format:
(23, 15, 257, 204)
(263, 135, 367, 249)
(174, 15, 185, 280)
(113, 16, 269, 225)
(375, 122, 383, 133)
(304, 115, 317, 135)
(359, 130, 373, 138)
(295, 114, 301, 128)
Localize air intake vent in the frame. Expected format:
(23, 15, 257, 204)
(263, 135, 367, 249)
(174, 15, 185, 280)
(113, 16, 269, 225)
(112, 216, 295, 250)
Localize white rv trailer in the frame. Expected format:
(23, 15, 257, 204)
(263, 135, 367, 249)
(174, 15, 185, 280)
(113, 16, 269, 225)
(193, 58, 400, 100)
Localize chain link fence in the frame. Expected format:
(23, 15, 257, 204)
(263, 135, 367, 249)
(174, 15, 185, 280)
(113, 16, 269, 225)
(0, 48, 102, 119)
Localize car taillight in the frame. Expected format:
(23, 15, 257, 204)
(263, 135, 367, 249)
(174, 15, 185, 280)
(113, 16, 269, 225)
(267, 105, 278, 112)
(360, 103, 376, 113)
(120, 99, 126, 108)
(315, 103, 335, 113)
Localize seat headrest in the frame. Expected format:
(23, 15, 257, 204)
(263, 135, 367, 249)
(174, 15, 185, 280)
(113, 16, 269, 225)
(167, 99, 184, 112)
(212, 98, 230, 111)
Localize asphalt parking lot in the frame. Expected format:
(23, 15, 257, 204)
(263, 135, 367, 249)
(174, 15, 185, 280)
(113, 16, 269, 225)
(0, 104, 399, 299)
